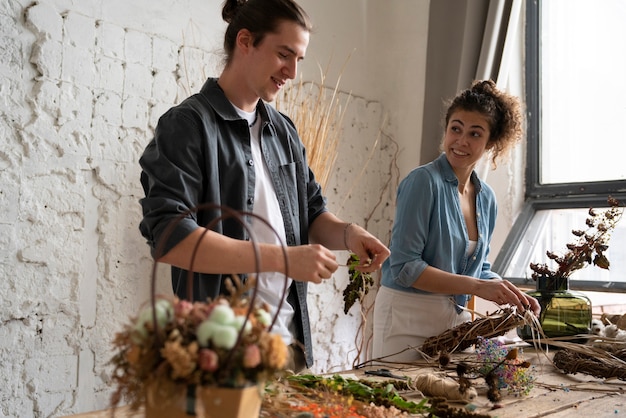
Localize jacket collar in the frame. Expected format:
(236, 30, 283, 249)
(199, 77, 276, 128)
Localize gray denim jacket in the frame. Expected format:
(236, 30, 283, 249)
(139, 78, 327, 367)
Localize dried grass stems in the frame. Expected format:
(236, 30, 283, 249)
(274, 58, 352, 192)
(343, 122, 399, 368)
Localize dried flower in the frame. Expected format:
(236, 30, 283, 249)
(530, 196, 623, 284)
(260, 333, 289, 370)
(161, 340, 198, 379)
(109, 276, 288, 411)
(174, 299, 193, 318)
(475, 337, 535, 398)
(243, 344, 262, 368)
(198, 348, 219, 372)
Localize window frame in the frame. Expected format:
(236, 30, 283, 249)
(492, 0, 626, 292)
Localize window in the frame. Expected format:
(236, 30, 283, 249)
(493, 0, 626, 294)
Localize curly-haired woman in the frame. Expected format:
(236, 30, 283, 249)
(372, 80, 540, 362)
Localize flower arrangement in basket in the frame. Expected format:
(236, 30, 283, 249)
(109, 205, 290, 417)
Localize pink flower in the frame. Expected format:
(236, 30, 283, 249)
(174, 300, 193, 318)
(243, 344, 261, 368)
(198, 349, 219, 372)
(190, 302, 211, 324)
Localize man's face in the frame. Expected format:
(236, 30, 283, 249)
(245, 20, 309, 104)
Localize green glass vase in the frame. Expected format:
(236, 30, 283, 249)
(518, 276, 592, 341)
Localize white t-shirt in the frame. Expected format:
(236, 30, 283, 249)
(234, 106, 295, 346)
(467, 240, 478, 256)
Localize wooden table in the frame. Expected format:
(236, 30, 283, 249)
(371, 348, 626, 417)
(64, 346, 625, 418)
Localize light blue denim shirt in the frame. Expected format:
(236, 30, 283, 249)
(380, 153, 500, 312)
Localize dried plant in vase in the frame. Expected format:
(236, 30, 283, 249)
(529, 196, 623, 288)
(519, 196, 624, 341)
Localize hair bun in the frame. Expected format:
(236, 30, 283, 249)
(471, 79, 496, 95)
(222, 0, 248, 24)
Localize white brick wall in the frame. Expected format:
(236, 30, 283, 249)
(0, 1, 395, 416)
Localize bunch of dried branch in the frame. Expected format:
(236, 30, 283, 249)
(553, 343, 626, 380)
(420, 308, 526, 357)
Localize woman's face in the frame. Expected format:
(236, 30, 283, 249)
(442, 110, 492, 171)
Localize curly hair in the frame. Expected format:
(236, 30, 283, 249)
(443, 79, 524, 168)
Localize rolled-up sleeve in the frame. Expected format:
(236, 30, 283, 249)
(139, 109, 205, 258)
(387, 170, 434, 288)
(381, 153, 501, 302)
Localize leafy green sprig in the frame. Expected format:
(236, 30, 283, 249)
(286, 374, 428, 414)
(342, 253, 375, 314)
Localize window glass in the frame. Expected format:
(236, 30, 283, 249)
(501, 206, 626, 288)
(494, 0, 626, 297)
(540, 0, 626, 184)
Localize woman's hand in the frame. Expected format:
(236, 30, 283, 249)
(476, 279, 541, 315)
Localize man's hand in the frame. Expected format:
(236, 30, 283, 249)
(284, 244, 339, 283)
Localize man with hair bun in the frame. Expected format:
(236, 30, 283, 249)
(139, 0, 389, 372)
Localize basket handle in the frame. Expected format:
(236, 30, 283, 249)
(149, 203, 290, 357)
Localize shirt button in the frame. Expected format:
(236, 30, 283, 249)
(473, 256, 477, 260)
(247, 197, 254, 205)
(248, 159, 254, 166)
